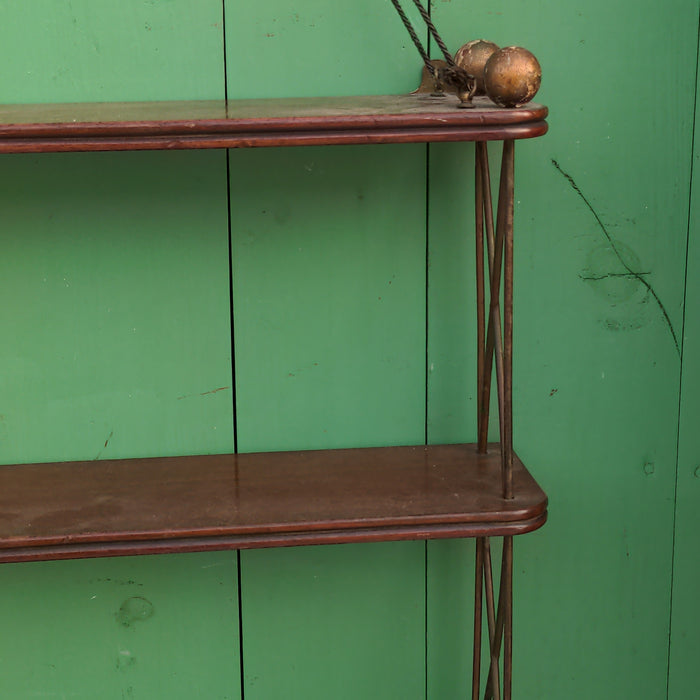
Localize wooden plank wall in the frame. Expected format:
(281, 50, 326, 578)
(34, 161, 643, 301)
(428, 1, 699, 697)
(0, 2, 698, 698)
(669, 26, 700, 697)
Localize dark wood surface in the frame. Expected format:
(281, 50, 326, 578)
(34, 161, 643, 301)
(0, 94, 547, 152)
(0, 94, 549, 563)
(0, 444, 547, 562)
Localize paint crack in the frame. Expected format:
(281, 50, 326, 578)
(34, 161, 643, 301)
(579, 271, 650, 281)
(552, 159, 680, 356)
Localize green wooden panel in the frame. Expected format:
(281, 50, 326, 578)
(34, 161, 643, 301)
(0, 552, 239, 699)
(240, 542, 425, 700)
(229, 142, 428, 697)
(224, 0, 424, 98)
(0, 0, 224, 102)
(668, 29, 700, 695)
(0, 5, 239, 700)
(424, 141, 478, 700)
(426, 536, 475, 699)
(229, 145, 426, 452)
(0, 150, 233, 464)
(225, 6, 429, 690)
(427, 1, 697, 697)
(225, 5, 429, 691)
(669, 225, 700, 700)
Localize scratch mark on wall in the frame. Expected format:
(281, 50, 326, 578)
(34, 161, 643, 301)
(201, 561, 227, 569)
(552, 159, 680, 356)
(177, 386, 230, 401)
(91, 577, 143, 587)
(287, 362, 320, 378)
(94, 430, 114, 460)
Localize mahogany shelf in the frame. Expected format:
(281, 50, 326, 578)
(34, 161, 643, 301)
(0, 93, 548, 570)
(0, 444, 546, 563)
(0, 94, 547, 152)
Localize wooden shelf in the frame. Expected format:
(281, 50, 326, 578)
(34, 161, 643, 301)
(0, 94, 547, 152)
(0, 94, 549, 569)
(0, 444, 546, 563)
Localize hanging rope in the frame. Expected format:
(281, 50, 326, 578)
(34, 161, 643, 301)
(409, 0, 454, 67)
(388, 0, 475, 99)
(389, 0, 437, 78)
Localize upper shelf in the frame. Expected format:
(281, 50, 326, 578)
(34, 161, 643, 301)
(0, 94, 547, 153)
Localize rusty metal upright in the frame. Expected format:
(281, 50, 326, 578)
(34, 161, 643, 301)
(473, 138, 517, 700)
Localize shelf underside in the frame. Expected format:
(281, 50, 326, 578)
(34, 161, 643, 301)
(0, 94, 547, 152)
(0, 443, 547, 563)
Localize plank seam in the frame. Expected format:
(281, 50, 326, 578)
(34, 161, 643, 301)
(221, 4, 245, 699)
(424, 11, 431, 700)
(666, 3, 700, 697)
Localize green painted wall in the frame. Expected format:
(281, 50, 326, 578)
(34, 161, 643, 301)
(0, 2, 698, 698)
(669, 25, 700, 697)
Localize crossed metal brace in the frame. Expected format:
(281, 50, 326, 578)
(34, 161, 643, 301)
(472, 140, 516, 700)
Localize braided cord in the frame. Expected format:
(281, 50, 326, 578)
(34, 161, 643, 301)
(409, 0, 455, 66)
(389, 0, 436, 76)
(389, 0, 475, 98)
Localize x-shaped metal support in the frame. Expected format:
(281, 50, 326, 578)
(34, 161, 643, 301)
(472, 536, 514, 700)
(471, 140, 516, 699)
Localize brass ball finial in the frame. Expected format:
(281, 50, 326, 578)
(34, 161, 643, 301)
(483, 46, 542, 108)
(453, 40, 500, 96)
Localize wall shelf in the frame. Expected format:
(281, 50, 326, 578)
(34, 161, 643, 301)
(0, 92, 548, 699)
(0, 444, 546, 563)
(0, 94, 547, 152)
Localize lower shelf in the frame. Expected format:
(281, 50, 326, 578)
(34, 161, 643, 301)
(0, 443, 547, 563)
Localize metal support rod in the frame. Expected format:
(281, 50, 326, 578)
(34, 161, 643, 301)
(472, 538, 485, 700)
(475, 146, 486, 452)
(482, 538, 502, 700)
(484, 567, 505, 698)
(473, 143, 517, 697)
(477, 142, 494, 450)
(503, 536, 514, 700)
(477, 143, 506, 452)
(483, 537, 513, 699)
(501, 141, 515, 500)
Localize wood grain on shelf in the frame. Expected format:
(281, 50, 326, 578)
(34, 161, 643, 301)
(0, 443, 547, 562)
(0, 95, 548, 152)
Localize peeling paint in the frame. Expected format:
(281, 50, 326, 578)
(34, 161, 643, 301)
(116, 597, 154, 628)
